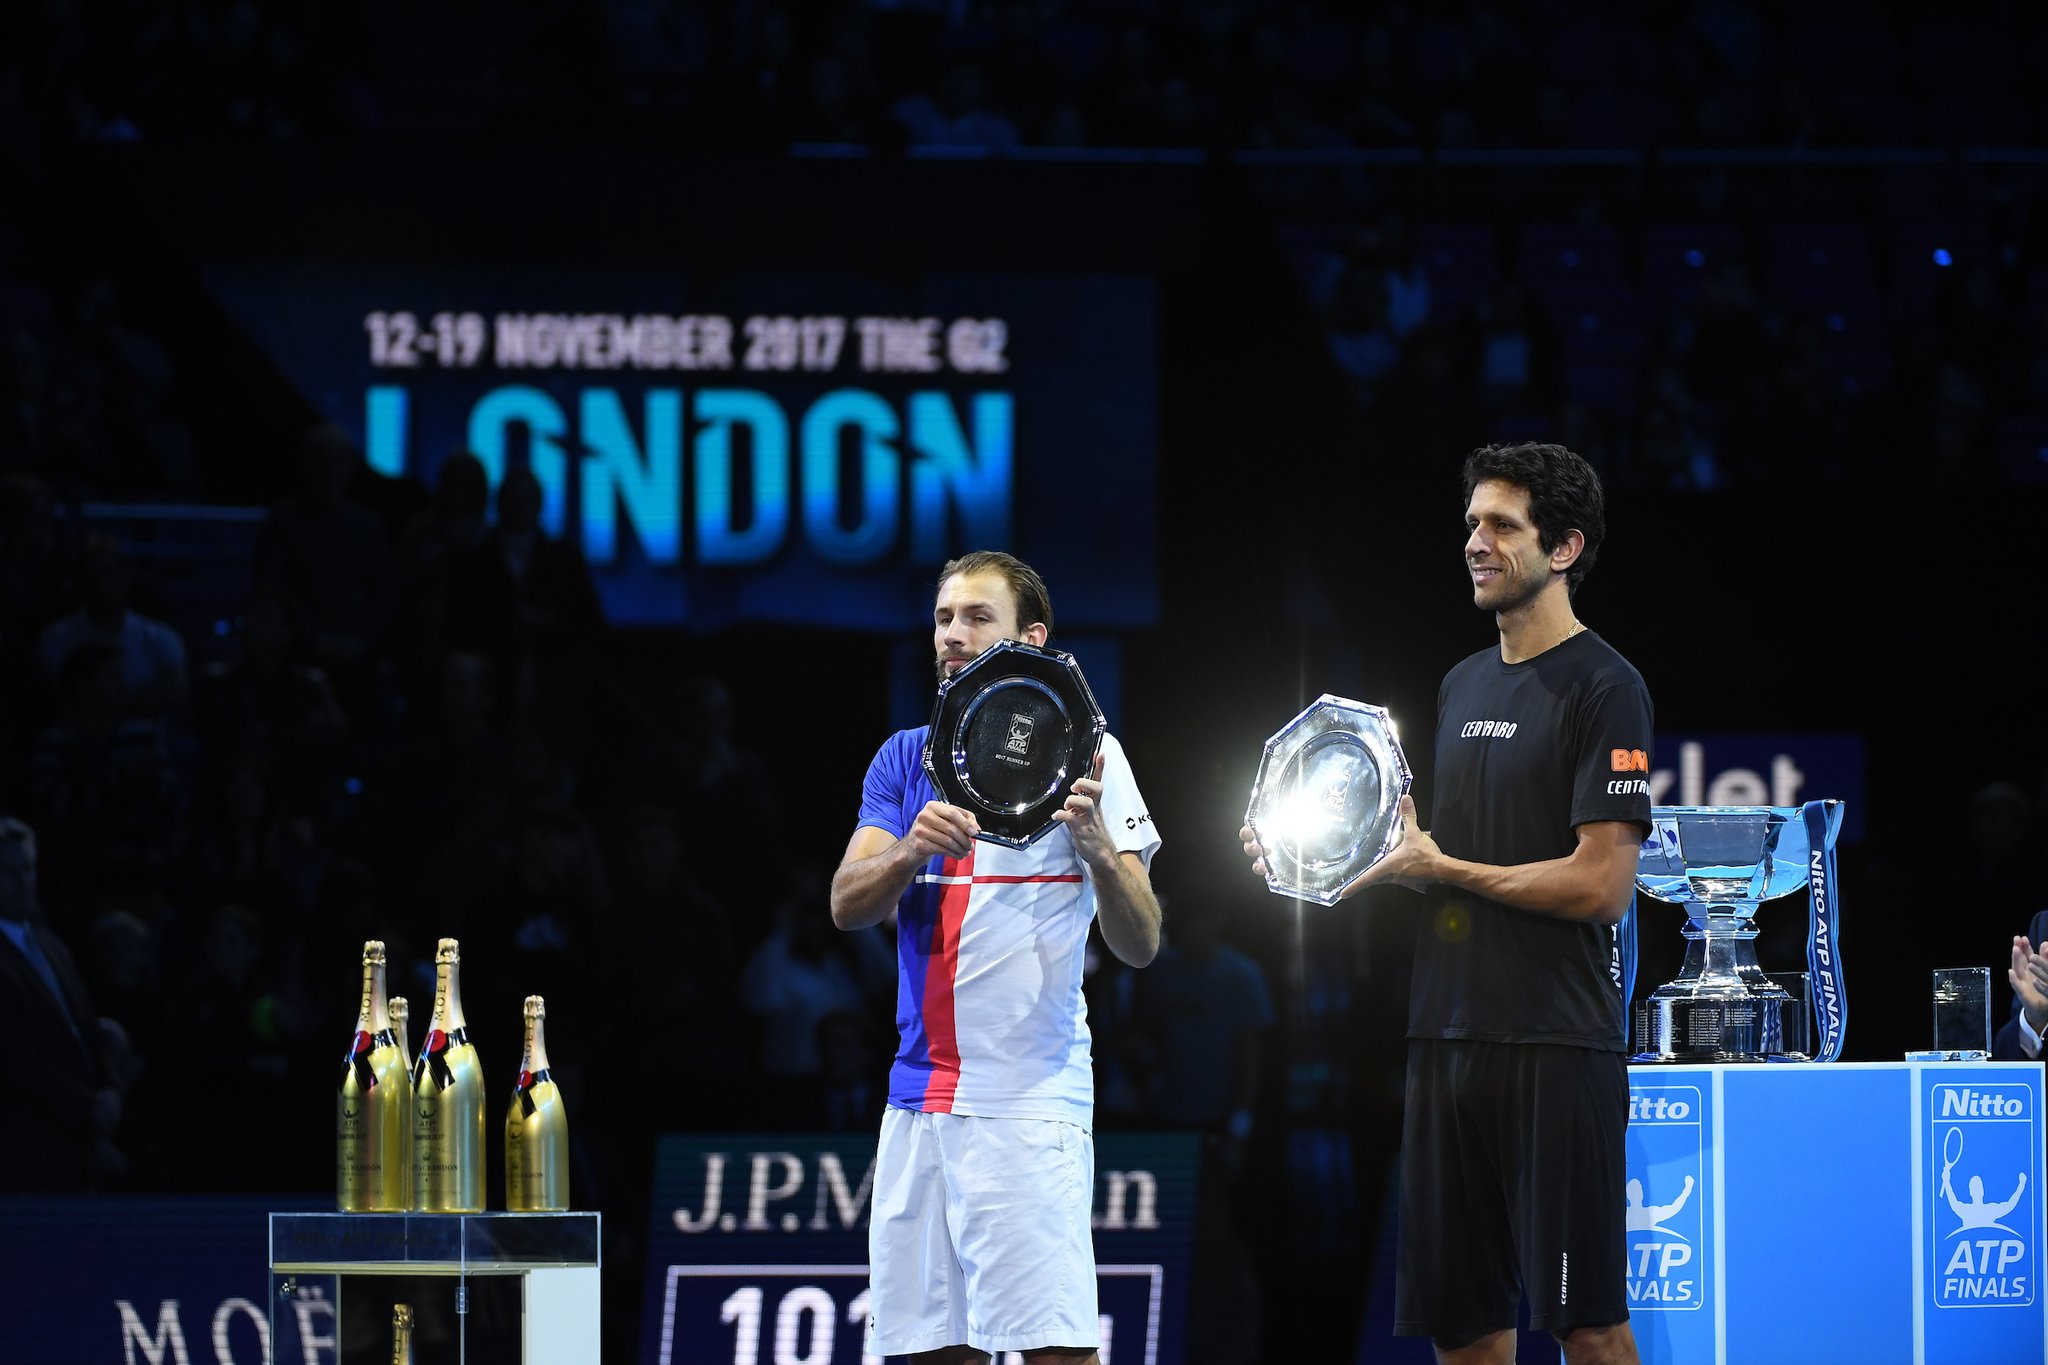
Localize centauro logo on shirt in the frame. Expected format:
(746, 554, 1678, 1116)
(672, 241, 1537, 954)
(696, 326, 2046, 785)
(1459, 720, 1518, 739)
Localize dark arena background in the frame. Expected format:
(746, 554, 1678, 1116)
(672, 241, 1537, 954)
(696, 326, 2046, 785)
(1, 2, 2046, 1362)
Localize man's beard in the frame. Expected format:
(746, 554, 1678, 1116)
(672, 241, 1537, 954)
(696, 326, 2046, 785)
(933, 637, 1020, 684)
(1477, 561, 1550, 615)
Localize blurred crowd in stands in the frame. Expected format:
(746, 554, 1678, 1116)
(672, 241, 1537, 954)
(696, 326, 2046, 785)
(0, 18, 1295, 1328)
(0, 0, 2035, 1275)
(1282, 193, 2048, 490)
(0, 0, 2041, 1135)
(0, 422, 1282, 1221)
(12, 0, 2042, 153)
(4, 3, 2045, 514)
(2, 8, 2045, 1355)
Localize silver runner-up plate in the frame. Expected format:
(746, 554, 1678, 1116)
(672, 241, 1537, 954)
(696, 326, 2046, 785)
(1246, 695, 1412, 905)
(923, 639, 1108, 849)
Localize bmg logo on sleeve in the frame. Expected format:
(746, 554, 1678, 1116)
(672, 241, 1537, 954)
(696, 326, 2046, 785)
(1932, 1084, 2037, 1308)
(1625, 1085, 1705, 1310)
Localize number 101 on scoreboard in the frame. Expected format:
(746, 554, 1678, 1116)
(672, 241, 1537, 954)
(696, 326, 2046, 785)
(657, 1265, 1164, 1365)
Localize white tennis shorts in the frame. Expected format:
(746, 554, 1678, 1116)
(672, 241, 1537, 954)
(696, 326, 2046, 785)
(865, 1107, 1099, 1356)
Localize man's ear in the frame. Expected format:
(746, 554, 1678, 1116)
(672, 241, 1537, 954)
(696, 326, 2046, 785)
(1551, 529, 1585, 572)
(1022, 622, 1048, 647)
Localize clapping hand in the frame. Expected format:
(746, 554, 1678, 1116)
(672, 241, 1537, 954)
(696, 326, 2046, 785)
(2010, 935, 2048, 1033)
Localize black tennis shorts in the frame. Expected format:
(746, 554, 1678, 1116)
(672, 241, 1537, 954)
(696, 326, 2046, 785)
(1393, 1037, 1631, 1343)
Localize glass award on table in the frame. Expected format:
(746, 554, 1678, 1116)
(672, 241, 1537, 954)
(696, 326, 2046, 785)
(1908, 966, 1992, 1062)
(1631, 801, 1847, 1063)
(923, 639, 1106, 848)
(1244, 695, 1412, 906)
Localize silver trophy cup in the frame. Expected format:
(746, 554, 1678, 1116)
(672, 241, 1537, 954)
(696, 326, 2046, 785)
(1633, 802, 1845, 1062)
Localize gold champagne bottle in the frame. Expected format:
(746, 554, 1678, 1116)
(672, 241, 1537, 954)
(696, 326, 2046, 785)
(390, 1303, 414, 1365)
(390, 995, 412, 1075)
(338, 941, 411, 1210)
(504, 995, 570, 1211)
(411, 938, 485, 1211)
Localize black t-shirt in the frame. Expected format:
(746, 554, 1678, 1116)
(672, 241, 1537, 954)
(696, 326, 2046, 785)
(1407, 630, 1654, 1052)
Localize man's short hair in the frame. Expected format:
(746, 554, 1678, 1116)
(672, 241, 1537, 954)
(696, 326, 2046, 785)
(1460, 442, 1608, 595)
(937, 551, 1054, 637)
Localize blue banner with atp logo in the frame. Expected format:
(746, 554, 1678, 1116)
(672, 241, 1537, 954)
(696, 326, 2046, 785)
(1619, 1063, 2048, 1365)
(1926, 1076, 2041, 1360)
(1624, 1080, 1713, 1361)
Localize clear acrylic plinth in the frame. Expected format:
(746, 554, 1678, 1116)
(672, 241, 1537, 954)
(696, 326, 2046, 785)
(269, 1212, 600, 1364)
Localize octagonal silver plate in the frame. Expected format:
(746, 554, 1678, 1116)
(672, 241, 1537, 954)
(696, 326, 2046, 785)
(923, 639, 1107, 848)
(1246, 694, 1411, 905)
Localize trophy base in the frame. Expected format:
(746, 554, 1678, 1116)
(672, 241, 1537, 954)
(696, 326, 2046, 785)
(1632, 993, 1809, 1064)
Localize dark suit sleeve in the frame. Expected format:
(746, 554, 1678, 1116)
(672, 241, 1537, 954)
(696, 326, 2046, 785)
(1992, 908, 2048, 1061)
(0, 929, 104, 1191)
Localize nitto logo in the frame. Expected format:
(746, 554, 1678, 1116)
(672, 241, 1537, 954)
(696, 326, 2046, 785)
(1629, 1095, 1692, 1121)
(1932, 1083, 2037, 1308)
(1944, 1089, 2027, 1118)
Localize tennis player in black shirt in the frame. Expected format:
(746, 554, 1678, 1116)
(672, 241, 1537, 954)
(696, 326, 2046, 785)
(1244, 441, 1652, 1365)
